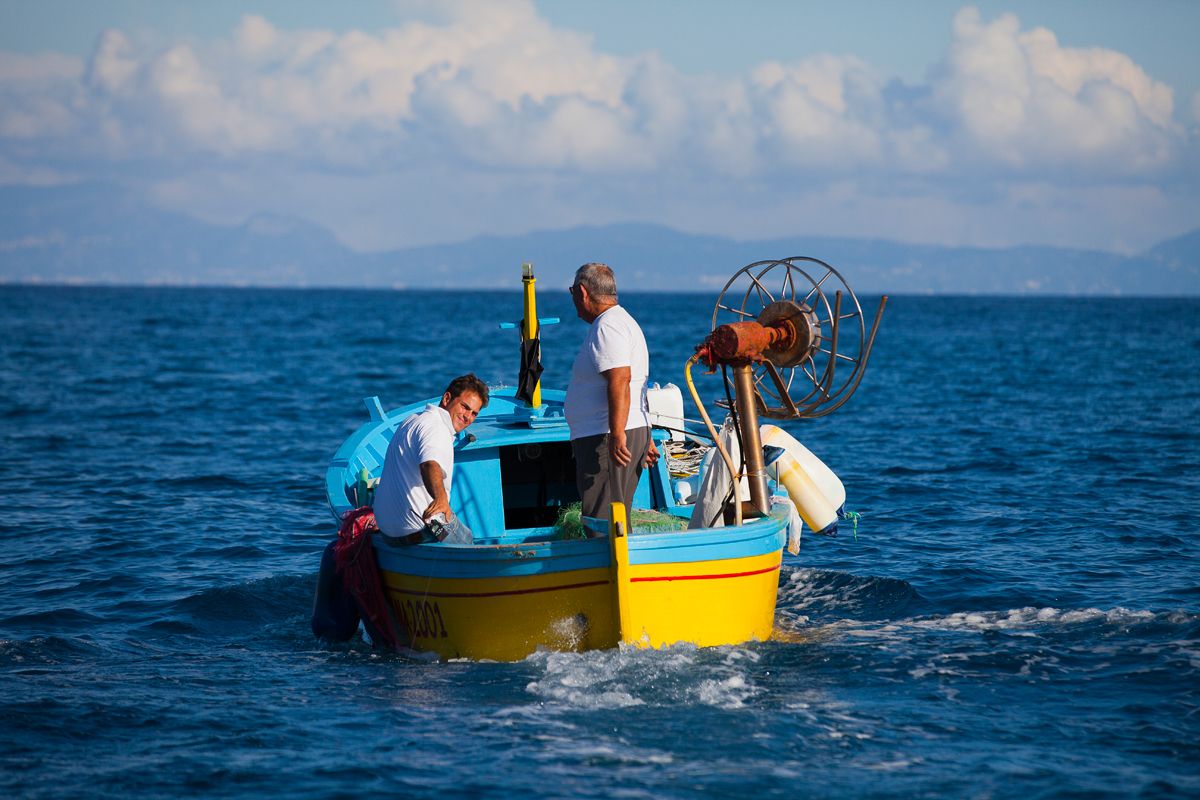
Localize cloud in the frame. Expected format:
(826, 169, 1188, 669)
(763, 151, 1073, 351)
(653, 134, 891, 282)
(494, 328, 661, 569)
(3, 2, 1186, 176)
(0, 51, 84, 139)
(0, 1, 1194, 252)
(0, 153, 79, 187)
(932, 7, 1181, 174)
(86, 29, 137, 92)
(748, 55, 885, 169)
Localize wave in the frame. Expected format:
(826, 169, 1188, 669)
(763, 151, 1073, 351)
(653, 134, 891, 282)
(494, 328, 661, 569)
(778, 564, 1199, 636)
(0, 574, 319, 660)
(2, 403, 51, 420)
(884, 605, 1200, 635)
(880, 458, 1019, 476)
(168, 574, 313, 630)
(793, 604, 1200, 667)
(777, 567, 923, 621)
(0, 634, 103, 667)
(0, 607, 105, 632)
(159, 474, 255, 490)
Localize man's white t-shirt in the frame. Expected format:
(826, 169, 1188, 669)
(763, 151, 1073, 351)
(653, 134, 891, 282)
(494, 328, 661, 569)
(373, 404, 456, 535)
(565, 304, 651, 440)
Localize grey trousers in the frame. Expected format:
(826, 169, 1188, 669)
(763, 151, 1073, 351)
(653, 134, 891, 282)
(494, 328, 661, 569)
(572, 426, 651, 521)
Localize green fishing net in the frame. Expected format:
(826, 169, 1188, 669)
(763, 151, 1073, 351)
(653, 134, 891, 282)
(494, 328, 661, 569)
(552, 502, 688, 539)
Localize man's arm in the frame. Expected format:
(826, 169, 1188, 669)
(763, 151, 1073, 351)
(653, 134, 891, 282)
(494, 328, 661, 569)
(603, 366, 632, 466)
(419, 460, 452, 521)
(602, 366, 661, 468)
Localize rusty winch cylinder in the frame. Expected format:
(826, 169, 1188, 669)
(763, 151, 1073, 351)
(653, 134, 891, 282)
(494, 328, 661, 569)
(697, 299, 820, 369)
(702, 321, 793, 365)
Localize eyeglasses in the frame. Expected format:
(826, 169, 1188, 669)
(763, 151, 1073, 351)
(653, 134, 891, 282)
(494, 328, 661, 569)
(568, 284, 581, 295)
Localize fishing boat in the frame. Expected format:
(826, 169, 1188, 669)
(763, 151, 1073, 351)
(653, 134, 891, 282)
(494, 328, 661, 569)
(314, 260, 886, 661)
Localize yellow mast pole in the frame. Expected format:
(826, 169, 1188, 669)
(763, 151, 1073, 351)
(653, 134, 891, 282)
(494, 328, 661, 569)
(521, 262, 541, 408)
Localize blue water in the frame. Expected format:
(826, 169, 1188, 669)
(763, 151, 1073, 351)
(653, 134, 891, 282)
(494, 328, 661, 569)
(1, 285, 1198, 798)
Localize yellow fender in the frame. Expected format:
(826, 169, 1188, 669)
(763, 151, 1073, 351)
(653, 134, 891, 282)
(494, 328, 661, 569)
(760, 425, 841, 536)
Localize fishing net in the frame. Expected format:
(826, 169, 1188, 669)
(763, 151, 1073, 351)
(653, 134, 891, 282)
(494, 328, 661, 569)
(552, 502, 688, 539)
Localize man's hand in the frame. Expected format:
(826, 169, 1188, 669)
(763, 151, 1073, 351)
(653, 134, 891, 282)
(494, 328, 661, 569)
(421, 496, 451, 523)
(644, 439, 660, 468)
(609, 428, 632, 467)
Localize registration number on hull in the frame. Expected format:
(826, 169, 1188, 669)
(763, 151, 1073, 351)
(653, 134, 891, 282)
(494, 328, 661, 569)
(391, 597, 449, 639)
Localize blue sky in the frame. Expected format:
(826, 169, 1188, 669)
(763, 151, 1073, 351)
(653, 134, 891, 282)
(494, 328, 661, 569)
(1, 0, 1197, 254)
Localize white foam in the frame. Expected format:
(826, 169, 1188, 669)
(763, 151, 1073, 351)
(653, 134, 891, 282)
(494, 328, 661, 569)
(524, 648, 649, 709)
(523, 641, 760, 710)
(695, 674, 756, 708)
(864, 758, 921, 772)
(909, 606, 1160, 632)
(786, 605, 1200, 681)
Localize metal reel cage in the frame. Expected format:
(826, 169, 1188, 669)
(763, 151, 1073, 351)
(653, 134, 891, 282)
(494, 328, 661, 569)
(711, 257, 884, 419)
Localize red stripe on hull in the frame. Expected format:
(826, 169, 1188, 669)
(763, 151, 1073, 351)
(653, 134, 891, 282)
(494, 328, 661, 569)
(393, 579, 610, 599)
(390, 563, 779, 600)
(630, 565, 779, 583)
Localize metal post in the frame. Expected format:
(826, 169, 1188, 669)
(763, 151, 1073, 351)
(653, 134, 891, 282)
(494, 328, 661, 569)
(731, 363, 769, 517)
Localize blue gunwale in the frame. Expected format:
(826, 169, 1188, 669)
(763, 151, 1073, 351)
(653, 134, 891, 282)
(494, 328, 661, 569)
(369, 511, 788, 580)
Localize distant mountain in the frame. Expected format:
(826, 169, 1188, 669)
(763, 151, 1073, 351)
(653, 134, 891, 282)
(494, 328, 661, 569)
(1143, 228, 1200, 270)
(379, 225, 1200, 296)
(0, 184, 366, 286)
(1, 183, 1197, 295)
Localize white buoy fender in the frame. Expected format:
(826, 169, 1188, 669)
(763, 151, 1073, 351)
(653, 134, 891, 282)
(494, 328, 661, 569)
(646, 383, 686, 441)
(761, 425, 842, 536)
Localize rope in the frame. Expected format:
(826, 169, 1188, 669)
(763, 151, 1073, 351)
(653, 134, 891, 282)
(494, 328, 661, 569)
(843, 510, 861, 542)
(663, 438, 708, 478)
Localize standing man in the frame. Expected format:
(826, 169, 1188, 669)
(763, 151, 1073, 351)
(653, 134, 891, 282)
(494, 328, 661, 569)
(373, 374, 489, 544)
(565, 263, 659, 522)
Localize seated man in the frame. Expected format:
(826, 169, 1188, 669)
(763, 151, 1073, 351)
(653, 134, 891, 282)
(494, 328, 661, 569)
(372, 374, 489, 544)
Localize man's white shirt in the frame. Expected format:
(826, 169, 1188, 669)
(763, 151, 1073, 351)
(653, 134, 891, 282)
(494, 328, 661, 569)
(373, 404, 456, 534)
(565, 305, 651, 440)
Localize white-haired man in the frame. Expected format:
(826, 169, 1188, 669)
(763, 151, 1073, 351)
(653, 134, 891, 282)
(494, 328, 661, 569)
(565, 262, 659, 523)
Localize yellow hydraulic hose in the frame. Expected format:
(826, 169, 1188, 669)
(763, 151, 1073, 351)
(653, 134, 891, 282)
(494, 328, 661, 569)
(684, 354, 742, 527)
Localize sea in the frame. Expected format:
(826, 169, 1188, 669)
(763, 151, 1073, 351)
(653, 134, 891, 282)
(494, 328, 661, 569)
(1, 284, 1197, 799)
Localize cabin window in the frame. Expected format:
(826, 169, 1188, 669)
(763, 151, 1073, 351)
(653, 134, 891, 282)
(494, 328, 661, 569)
(498, 441, 580, 528)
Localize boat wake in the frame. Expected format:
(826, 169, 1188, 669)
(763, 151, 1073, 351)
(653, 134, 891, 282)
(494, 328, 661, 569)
(805, 604, 1200, 649)
(524, 642, 763, 710)
(776, 565, 1198, 638)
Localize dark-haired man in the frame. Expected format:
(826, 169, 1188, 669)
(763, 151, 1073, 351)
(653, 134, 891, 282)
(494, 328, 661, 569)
(565, 263, 659, 522)
(373, 374, 489, 544)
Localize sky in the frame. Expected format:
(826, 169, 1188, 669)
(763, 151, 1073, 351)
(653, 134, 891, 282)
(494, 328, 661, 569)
(1, 0, 1198, 254)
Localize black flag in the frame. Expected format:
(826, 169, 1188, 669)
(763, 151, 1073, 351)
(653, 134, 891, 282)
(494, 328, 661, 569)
(516, 331, 544, 406)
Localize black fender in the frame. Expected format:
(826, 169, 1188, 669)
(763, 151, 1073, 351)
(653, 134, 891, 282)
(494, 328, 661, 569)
(311, 540, 361, 641)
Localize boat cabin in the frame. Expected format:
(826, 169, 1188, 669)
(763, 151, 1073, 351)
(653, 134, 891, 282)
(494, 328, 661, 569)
(326, 389, 682, 544)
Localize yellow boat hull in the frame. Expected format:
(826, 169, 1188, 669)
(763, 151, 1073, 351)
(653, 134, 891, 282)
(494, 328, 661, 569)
(381, 544, 783, 661)
(383, 566, 618, 661)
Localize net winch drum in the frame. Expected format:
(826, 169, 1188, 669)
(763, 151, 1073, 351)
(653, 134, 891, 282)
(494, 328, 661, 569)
(689, 257, 887, 525)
